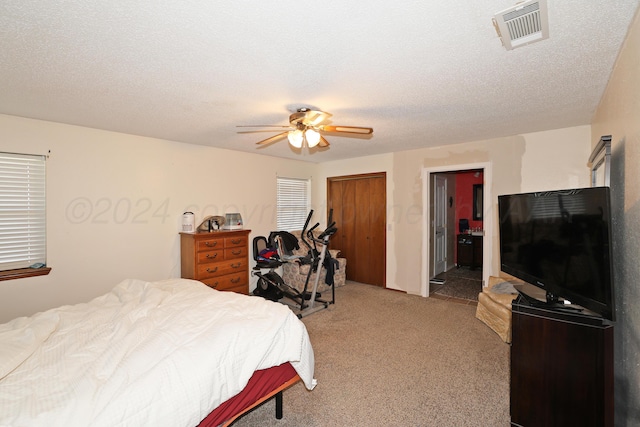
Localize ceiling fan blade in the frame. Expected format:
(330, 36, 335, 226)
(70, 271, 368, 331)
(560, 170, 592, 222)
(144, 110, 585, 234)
(318, 136, 330, 147)
(237, 125, 291, 129)
(237, 129, 290, 134)
(320, 125, 373, 135)
(255, 131, 289, 146)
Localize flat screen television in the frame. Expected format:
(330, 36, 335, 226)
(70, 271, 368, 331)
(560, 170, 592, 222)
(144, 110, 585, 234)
(498, 187, 615, 321)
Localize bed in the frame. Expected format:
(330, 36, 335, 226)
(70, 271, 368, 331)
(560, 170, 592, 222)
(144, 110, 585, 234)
(0, 278, 316, 426)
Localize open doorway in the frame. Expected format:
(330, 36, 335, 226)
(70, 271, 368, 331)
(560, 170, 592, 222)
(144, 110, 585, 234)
(430, 169, 483, 301)
(420, 162, 492, 298)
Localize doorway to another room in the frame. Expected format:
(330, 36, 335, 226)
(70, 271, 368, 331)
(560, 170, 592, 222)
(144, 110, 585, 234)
(420, 163, 492, 302)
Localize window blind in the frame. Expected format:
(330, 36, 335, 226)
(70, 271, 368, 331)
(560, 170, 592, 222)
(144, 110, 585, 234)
(0, 152, 46, 271)
(276, 177, 310, 231)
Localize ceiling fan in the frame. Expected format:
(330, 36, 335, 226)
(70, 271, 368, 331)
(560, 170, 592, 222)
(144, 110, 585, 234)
(237, 108, 373, 149)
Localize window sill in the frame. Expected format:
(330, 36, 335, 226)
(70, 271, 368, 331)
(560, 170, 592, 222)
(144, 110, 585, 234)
(0, 267, 52, 281)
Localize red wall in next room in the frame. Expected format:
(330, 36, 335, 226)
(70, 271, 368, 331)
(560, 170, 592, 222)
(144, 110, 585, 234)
(455, 171, 484, 233)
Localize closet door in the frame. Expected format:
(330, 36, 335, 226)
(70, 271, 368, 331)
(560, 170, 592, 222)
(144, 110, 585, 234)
(328, 173, 386, 287)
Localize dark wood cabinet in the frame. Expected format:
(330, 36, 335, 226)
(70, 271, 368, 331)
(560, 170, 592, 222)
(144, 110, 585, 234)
(510, 297, 614, 427)
(456, 234, 482, 269)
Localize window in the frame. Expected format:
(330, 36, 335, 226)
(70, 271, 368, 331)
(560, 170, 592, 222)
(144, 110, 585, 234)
(0, 152, 50, 280)
(276, 177, 310, 231)
(589, 135, 611, 187)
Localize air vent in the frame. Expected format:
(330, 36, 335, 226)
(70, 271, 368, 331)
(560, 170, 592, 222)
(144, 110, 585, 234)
(493, 0, 549, 50)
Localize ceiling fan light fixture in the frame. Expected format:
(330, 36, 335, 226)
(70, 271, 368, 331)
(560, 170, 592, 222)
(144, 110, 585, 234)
(287, 129, 304, 148)
(242, 107, 373, 150)
(305, 128, 321, 147)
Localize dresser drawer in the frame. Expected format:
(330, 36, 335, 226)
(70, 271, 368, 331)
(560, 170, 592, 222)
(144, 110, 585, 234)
(225, 235, 247, 248)
(197, 238, 224, 251)
(225, 246, 247, 259)
(200, 272, 248, 293)
(197, 258, 247, 279)
(197, 249, 223, 264)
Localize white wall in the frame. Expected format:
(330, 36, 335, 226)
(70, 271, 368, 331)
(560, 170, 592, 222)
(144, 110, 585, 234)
(389, 127, 591, 296)
(0, 114, 317, 323)
(0, 113, 594, 323)
(310, 128, 592, 296)
(591, 7, 640, 422)
(519, 126, 592, 193)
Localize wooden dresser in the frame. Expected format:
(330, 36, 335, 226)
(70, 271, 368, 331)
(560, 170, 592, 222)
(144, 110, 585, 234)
(180, 229, 251, 294)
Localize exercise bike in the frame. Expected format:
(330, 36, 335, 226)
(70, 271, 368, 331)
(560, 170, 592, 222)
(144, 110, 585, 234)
(252, 210, 337, 318)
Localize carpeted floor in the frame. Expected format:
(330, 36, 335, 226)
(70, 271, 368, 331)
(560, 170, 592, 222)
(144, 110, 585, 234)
(430, 267, 483, 303)
(232, 281, 510, 426)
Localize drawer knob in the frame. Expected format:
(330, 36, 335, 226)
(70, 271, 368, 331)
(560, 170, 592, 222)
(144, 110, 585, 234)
(206, 253, 218, 259)
(231, 277, 240, 284)
(231, 239, 241, 244)
(205, 241, 218, 247)
(232, 250, 241, 255)
(231, 263, 241, 268)
(206, 267, 219, 273)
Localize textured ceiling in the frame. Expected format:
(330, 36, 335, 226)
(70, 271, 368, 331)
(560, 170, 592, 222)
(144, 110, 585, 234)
(1, 1, 638, 162)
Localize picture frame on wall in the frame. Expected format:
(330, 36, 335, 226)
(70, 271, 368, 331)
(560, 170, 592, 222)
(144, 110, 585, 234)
(589, 135, 611, 187)
(473, 183, 483, 220)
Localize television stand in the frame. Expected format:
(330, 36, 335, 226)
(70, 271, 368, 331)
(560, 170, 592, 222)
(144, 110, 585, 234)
(510, 296, 614, 426)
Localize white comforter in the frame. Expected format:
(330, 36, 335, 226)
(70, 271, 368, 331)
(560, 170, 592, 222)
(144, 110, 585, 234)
(0, 278, 315, 427)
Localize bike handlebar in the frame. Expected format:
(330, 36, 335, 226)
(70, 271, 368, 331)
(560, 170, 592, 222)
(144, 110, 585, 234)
(300, 210, 338, 246)
(318, 222, 337, 240)
(301, 210, 314, 234)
